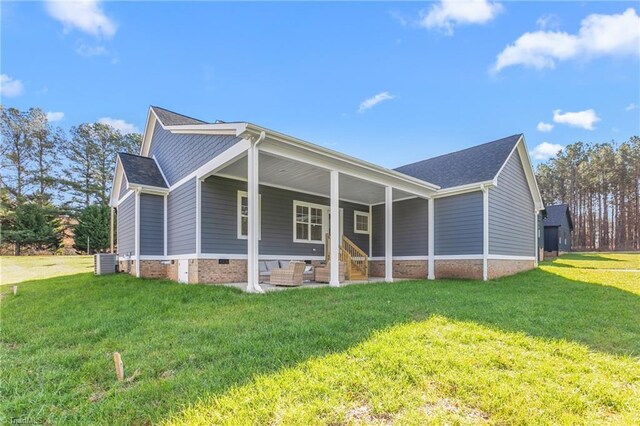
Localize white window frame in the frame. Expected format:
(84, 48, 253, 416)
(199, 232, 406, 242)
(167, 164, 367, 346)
(353, 211, 370, 235)
(237, 190, 261, 240)
(293, 200, 327, 244)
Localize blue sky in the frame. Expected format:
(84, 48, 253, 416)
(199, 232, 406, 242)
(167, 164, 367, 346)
(1, 1, 639, 168)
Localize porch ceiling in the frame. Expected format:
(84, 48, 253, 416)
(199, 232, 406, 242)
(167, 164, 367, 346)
(216, 152, 416, 205)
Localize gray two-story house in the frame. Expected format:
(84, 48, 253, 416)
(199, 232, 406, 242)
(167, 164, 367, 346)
(109, 106, 544, 292)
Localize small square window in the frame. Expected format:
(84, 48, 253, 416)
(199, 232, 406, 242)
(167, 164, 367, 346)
(354, 211, 370, 235)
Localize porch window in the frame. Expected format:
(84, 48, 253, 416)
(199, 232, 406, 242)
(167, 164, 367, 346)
(237, 191, 261, 239)
(294, 201, 323, 242)
(354, 211, 370, 234)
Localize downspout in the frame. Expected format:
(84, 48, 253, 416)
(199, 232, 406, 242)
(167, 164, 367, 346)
(247, 131, 266, 293)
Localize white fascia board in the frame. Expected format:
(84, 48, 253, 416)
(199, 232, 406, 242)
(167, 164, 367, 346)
(433, 180, 495, 198)
(117, 190, 134, 206)
(128, 183, 170, 196)
(243, 124, 440, 192)
(109, 157, 124, 207)
(164, 122, 247, 136)
(140, 108, 157, 157)
(151, 155, 170, 188)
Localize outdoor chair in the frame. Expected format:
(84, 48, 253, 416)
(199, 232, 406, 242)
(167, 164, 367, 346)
(269, 261, 306, 287)
(314, 261, 346, 283)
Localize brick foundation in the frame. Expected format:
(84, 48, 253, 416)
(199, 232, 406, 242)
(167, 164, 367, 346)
(139, 260, 167, 279)
(434, 259, 483, 280)
(368, 260, 429, 279)
(488, 259, 535, 279)
(192, 259, 247, 284)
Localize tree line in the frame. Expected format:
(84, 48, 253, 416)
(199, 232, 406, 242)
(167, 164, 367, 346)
(0, 106, 140, 255)
(536, 136, 640, 251)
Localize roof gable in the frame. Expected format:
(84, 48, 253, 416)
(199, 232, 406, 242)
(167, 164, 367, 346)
(395, 134, 522, 189)
(150, 106, 207, 126)
(544, 204, 573, 229)
(118, 153, 168, 189)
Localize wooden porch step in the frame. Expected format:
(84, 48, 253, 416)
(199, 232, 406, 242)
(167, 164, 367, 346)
(349, 272, 367, 281)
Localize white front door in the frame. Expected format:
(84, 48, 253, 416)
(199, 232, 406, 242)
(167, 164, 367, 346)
(178, 260, 189, 284)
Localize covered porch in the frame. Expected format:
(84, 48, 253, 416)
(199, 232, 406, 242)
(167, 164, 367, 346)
(188, 125, 439, 292)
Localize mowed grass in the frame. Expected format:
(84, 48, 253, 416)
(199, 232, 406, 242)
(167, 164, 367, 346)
(0, 255, 93, 286)
(1, 254, 639, 424)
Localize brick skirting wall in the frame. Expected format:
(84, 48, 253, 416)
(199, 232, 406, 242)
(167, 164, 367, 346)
(139, 260, 167, 279)
(369, 260, 429, 279)
(435, 259, 483, 280)
(192, 259, 247, 284)
(488, 259, 535, 279)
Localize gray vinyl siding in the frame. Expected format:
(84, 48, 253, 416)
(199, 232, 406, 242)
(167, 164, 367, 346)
(371, 198, 429, 257)
(140, 194, 164, 256)
(434, 191, 483, 255)
(201, 176, 369, 256)
(117, 195, 135, 256)
(167, 178, 196, 255)
(489, 150, 535, 256)
(119, 176, 128, 199)
(149, 122, 242, 186)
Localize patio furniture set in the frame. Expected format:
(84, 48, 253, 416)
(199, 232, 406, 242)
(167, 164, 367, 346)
(259, 260, 346, 287)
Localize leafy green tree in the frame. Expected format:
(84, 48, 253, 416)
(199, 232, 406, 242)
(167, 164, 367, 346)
(73, 204, 111, 253)
(1, 202, 62, 255)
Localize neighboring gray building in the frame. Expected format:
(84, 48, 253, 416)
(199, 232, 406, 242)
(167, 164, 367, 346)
(543, 204, 573, 254)
(110, 106, 544, 290)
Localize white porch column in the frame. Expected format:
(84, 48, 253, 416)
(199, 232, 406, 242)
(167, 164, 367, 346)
(196, 178, 202, 256)
(330, 170, 340, 287)
(164, 195, 168, 257)
(385, 186, 393, 283)
(135, 190, 141, 278)
(428, 197, 435, 280)
(247, 141, 264, 293)
(534, 210, 539, 267)
(482, 185, 489, 281)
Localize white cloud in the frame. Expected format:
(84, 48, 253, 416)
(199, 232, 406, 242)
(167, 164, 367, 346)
(553, 109, 600, 130)
(420, 0, 503, 35)
(358, 92, 395, 113)
(46, 111, 65, 122)
(493, 8, 640, 72)
(98, 117, 139, 134)
(45, 0, 116, 38)
(76, 43, 108, 57)
(626, 103, 638, 111)
(0, 74, 25, 97)
(536, 14, 561, 30)
(536, 121, 554, 132)
(530, 142, 563, 160)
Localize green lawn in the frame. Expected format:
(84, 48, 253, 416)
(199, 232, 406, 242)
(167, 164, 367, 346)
(0, 255, 93, 286)
(1, 254, 639, 425)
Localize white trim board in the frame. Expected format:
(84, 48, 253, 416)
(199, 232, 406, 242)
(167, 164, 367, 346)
(432, 255, 536, 261)
(370, 256, 429, 261)
(121, 254, 326, 261)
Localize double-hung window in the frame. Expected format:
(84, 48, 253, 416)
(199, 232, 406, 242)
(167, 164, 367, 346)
(353, 211, 370, 235)
(294, 202, 324, 242)
(237, 191, 261, 239)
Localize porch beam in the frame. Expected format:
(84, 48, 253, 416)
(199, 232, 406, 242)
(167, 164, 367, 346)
(428, 197, 435, 280)
(330, 170, 340, 287)
(247, 140, 264, 293)
(385, 186, 393, 283)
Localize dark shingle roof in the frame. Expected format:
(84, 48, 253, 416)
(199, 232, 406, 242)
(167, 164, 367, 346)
(118, 153, 168, 188)
(151, 106, 207, 126)
(394, 134, 522, 189)
(543, 204, 573, 229)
